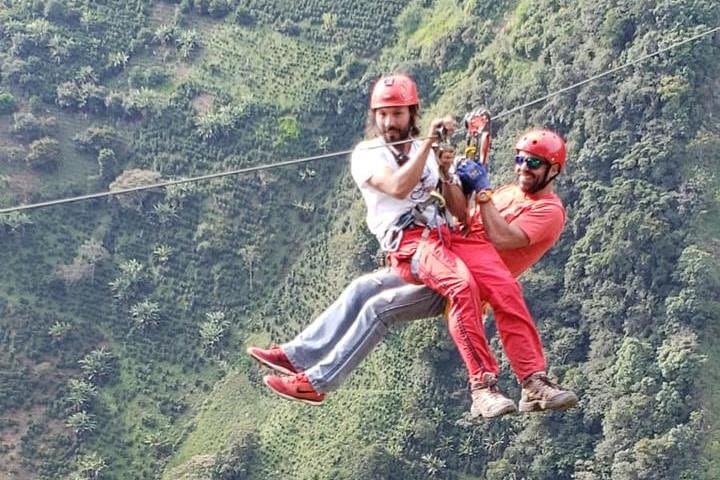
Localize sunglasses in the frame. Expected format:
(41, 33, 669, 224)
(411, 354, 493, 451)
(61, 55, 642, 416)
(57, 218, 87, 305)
(515, 154, 548, 170)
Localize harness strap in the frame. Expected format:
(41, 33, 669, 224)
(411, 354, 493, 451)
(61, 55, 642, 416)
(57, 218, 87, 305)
(380, 191, 447, 252)
(410, 227, 432, 278)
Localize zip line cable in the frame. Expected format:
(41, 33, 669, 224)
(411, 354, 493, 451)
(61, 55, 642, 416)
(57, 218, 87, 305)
(491, 25, 720, 120)
(1, 25, 717, 215)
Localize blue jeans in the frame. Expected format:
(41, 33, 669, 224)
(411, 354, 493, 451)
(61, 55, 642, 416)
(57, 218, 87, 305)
(282, 269, 445, 393)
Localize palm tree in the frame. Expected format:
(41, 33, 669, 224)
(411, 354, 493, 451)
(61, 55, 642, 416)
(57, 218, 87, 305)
(130, 300, 161, 330)
(108, 51, 129, 69)
(109, 259, 145, 302)
(48, 321, 72, 342)
(238, 244, 259, 289)
(421, 453, 446, 477)
(66, 378, 97, 412)
(152, 244, 172, 265)
(154, 24, 175, 46)
(458, 434, 478, 473)
(143, 432, 170, 458)
(153, 202, 178, 226)
(199, 311, 229, 352)
(79, 348, 114, 384)
(66, 411, 96, 437)
(177, 29, 199, 59)
(74, 451, 107, 479)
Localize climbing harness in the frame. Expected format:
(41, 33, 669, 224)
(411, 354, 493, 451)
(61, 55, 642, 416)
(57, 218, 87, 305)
(380, 188, 447, 252)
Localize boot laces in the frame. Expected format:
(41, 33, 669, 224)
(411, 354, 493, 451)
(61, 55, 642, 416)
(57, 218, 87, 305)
(531, 373, 561, 396)
(473, 373, 501, 394)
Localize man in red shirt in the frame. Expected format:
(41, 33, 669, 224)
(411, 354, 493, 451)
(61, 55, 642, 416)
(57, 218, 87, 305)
(446, 129, 571, 414)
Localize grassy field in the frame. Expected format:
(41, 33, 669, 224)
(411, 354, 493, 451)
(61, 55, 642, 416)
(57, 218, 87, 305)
(186, 24, 335, 111)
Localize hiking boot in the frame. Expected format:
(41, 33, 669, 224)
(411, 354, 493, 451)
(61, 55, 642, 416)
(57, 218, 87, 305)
(263, 373, 325, 406)
(247, 345, 298, 375)
(519, 371, 578, 412)
(469, 373, 517, 419)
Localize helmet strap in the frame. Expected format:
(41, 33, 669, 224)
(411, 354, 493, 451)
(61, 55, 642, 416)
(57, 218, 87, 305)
(529, 170, 559, 194)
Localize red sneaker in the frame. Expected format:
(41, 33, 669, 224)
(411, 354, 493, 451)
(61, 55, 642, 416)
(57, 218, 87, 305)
(263, 373, 325, 406)
(247, 345, 298, 375)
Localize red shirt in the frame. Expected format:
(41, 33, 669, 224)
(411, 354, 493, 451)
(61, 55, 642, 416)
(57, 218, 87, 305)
(467, 185, 566, 277)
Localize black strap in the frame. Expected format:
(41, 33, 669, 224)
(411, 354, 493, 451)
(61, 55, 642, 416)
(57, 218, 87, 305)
(385, 142, 410, 166)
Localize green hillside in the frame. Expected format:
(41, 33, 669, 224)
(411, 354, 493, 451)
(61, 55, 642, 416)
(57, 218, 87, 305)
(1, 0, 719, 479)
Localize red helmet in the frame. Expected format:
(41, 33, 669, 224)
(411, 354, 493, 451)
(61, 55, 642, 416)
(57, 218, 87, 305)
(515, 128, 567, 169)
(370, 74, 419, 109)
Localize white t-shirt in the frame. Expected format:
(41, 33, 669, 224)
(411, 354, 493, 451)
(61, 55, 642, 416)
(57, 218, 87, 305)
(350, 137, 441, 242)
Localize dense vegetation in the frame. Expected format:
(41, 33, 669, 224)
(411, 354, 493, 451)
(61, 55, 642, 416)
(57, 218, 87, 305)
(0, 0, 718, 479)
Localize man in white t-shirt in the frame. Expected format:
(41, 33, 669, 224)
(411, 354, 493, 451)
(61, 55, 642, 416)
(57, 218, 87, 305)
(351, 133, 441, 244)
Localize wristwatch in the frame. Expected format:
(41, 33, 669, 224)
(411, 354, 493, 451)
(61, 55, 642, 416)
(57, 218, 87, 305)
(475, 189, 493, 204)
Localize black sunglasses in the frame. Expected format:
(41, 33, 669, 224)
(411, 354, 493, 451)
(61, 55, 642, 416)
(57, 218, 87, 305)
(515, 154, 548, 170)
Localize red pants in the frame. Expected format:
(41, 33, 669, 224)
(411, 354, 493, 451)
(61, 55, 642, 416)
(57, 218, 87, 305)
(389, 227, 545, 384)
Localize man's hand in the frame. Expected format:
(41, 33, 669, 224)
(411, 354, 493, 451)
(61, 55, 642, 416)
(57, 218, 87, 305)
(427, 115, 456, 142)
(457, 160, 491, 195)
(436, 146, 455, 177)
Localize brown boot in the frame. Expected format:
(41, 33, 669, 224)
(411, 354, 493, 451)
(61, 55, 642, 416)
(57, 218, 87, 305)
(469, 373, 517, 419)
(519, 371, 578, 412)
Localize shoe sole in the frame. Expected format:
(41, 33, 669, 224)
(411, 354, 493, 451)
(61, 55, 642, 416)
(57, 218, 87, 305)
(246, 347, 297, 376)
(262, 376, 324, 406)
(518, 392, 578, 412)
(472, 403, 518, 420)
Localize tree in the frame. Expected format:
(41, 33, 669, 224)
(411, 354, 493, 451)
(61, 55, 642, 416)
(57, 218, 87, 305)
(44, 0, 68, 23)
(26, 137, 61, 171)
(48, 321, 72, 342)
(233, 7, 255, 26)
(207, 0, 230, 18)
(11, 112, 56, 141)
(130, 300, 161, 330)
(56, 79, 107, 113)
(66, 411, 96, 437)
(421, 453, 446, 478)
(73, 125, 120, 154)
(79, 348, 115, 384)
(97, 148, 118, 182)
(143, 432, 171, 458)
(0, 92, 17, 114)
(238, 245, 259, 289)
(128, 66, 169, 88)
(109, 259, 147, 302)
(0, 212, 33, 235)
(108, 169, 163, 211)
(177, 29, 200, 59)
(73, 451, 107, 480)
(153, 202, 179, 226)
(108, 51, 129, 70)
(154, 24, 175, 46)
(212, 433, 259, 479)
(322, 12, 338, 32)
(277, 115, 300, 144)
(199, 311, 229, 352)
(154, 244, 172, 263)
(657, 328, 705, 388)
(65, 378, 97, 412)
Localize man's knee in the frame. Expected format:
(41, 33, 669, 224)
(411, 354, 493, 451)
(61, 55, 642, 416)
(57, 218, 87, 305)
(365, 289, 398, 328)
